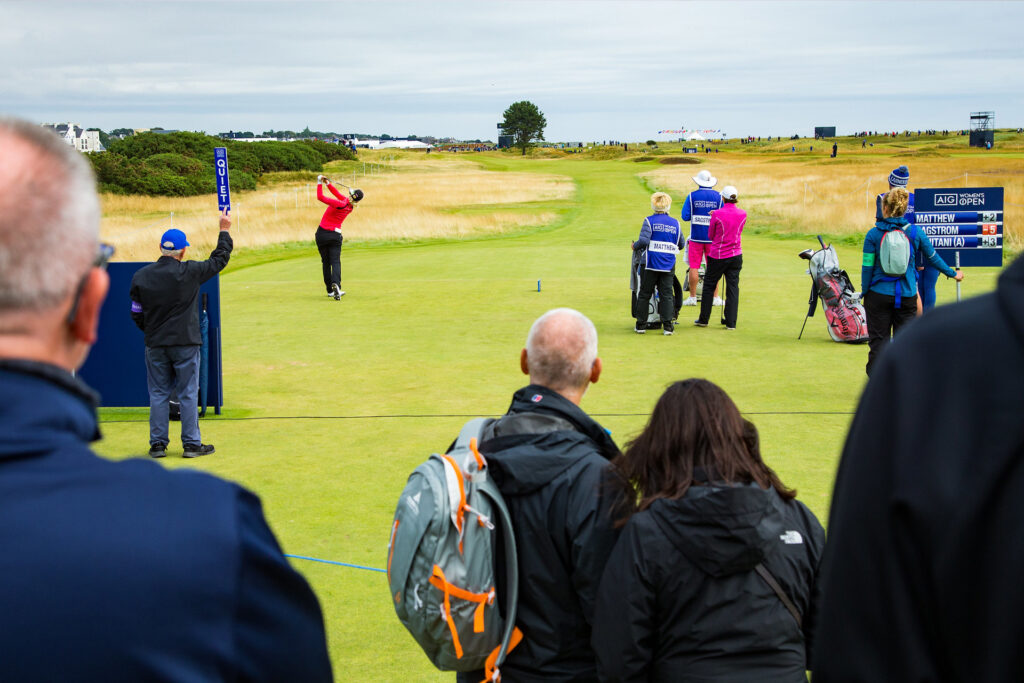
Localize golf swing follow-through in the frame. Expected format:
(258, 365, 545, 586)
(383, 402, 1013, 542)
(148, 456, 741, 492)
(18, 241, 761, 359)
(315, 174, 363, 300)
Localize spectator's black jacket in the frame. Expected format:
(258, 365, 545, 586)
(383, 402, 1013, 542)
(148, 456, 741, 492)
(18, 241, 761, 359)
(0, 359, 331, 680)
(814, 254, 1024, 682)
(130, 231, 232, 346)
(592, 479, 824, 683)
(459, 384, 623, 683)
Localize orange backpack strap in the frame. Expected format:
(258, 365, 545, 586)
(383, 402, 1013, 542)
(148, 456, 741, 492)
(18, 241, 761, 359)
(429, 564, 499, 657)
(481, 627, 523, 683)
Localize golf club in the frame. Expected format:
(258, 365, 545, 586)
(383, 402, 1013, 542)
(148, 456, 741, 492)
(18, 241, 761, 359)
(322, 177, 361, 201)
(955, 251, 962, 302)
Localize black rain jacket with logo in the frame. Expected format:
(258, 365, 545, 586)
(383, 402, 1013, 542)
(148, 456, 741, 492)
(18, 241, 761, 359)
(592, 479, 824, 682)
(457, 384, 623, 683)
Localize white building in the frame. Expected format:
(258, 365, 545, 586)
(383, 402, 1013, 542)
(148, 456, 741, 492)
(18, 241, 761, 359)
(42, 123, 104, 153)
(353, 138, 432, 150)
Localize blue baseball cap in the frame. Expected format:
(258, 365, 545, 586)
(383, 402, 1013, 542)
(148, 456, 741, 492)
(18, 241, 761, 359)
(160, 228, 190, 250)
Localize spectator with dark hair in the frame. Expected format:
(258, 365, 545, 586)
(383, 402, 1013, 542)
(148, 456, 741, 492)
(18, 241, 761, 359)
(0, 116, 332, 682)
(593, 379, 824, 682)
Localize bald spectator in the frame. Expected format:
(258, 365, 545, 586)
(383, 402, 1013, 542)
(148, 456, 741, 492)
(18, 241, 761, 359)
(0, 117, 332, 681)
(457, 308, 623, 683)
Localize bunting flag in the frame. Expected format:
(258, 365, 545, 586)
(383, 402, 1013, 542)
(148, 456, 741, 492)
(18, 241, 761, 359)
(658, 128, 723, 135)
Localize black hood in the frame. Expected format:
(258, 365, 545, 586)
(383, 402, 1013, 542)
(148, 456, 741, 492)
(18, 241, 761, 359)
(480, 384, 620, 496)
(648, 481, 786, 577)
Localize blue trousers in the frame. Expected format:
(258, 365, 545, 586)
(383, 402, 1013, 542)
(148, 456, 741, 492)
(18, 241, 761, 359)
(918, 265, 940, 310)
(145, 345, 201, 447)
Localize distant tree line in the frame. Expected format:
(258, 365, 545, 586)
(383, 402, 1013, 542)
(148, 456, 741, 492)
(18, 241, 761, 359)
(88, 131, 354, 196)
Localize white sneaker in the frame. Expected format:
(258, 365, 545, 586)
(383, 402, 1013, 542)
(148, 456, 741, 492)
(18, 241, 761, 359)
(332, 284, 345, 300)
(713, 297, 725, 306)
(682, 296, 697, 306)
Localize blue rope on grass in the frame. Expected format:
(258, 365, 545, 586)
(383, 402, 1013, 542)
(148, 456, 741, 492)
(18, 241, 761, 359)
(285, 553, 387, 574)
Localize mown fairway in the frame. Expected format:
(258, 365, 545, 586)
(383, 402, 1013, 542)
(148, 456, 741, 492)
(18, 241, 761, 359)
(94, 147, 1008, 680)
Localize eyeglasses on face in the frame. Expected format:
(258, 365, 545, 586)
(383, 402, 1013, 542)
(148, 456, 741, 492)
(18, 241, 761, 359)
(66, 243, 115, 325)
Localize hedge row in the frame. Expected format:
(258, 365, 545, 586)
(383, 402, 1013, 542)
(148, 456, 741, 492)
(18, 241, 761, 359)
(90, 132, 355, 196)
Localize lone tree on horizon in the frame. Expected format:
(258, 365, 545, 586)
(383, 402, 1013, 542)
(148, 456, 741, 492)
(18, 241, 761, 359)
(501, 101, 546, 155)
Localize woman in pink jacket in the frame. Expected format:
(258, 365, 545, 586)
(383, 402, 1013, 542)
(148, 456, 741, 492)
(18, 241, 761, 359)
(315, 175, 363, 300)
(694, 185, 746, 330)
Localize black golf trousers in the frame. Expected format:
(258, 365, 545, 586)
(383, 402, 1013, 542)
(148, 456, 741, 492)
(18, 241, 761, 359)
(698, 254, 742, 328)
(315, 227, 343, 291)
(636, 267, 675, 326)
(863, 289, 917, 375)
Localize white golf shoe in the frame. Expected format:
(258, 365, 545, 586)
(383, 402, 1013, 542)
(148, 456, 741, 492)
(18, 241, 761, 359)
(713, 297, 725, 306)
(682, 296, 698, 306)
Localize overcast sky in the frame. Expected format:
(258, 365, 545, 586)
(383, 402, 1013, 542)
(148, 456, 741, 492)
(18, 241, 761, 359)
(2, 0, 1021, 141)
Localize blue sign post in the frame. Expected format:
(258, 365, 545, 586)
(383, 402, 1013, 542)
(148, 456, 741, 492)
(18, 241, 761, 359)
(214, 147, 231, 212)
(78, 263, 223, 414)
(914, 187, 1004, 267)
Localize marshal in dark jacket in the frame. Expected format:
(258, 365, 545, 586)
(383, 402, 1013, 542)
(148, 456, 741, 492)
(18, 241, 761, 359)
(0, 359, 332, 681)
(813, 254, 1024, 682)
(130, 231, 232, 347)
(458, 384, 623, 683)
(592, 479, 824, 682)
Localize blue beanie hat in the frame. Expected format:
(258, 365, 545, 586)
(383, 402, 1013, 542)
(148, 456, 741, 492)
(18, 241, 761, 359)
(889, 165, 910, 187)
(160, 228, 190, 250)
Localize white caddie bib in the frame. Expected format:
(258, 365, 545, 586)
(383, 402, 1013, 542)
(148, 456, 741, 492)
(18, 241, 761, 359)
(648, 241, 679, 254)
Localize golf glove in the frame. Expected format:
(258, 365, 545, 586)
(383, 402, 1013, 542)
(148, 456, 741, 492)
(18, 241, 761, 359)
(317, 175, 324, 183)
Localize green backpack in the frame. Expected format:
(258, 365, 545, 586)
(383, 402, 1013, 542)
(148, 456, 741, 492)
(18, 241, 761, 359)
(878, 225, 916, 277)
(387, 418, 522, 682)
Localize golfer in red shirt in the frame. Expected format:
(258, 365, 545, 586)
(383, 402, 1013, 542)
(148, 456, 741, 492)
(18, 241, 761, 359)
(315, 176, 362, 299)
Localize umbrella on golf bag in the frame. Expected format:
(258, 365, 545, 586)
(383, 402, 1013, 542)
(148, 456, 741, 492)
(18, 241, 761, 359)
(198, 293, 210, 417)
(798, 236, 869, 343)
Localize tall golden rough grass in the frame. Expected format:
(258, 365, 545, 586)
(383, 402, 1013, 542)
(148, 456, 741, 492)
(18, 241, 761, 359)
(100, 155, 573, 261)
(643, 154, 1023, 251)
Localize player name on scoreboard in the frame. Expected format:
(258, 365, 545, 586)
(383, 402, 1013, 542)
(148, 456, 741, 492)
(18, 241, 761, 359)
(914, 188, 1004, 267)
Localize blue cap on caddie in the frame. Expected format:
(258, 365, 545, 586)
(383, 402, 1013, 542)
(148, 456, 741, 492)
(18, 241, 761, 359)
(160, 228, 189, 250)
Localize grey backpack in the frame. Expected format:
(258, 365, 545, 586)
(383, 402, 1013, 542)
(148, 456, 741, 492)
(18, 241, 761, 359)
(387, 418, 521, 682)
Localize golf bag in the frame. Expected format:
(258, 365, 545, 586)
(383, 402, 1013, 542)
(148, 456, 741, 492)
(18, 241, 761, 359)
(685, 265, 706, 302)
(798, 236, 868, 343)
(630, 251, 683, 329)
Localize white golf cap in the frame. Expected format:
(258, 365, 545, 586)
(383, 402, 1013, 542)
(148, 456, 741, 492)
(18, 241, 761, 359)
(692, 170, 717, 187)
(721, 185, 738, 200)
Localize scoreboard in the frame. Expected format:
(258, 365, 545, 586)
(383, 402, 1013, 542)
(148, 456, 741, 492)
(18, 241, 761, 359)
(914, 187, 1004, 267)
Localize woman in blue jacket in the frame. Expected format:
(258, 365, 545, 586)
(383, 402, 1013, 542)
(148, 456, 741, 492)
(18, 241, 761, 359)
(862, 187, 963, 375)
